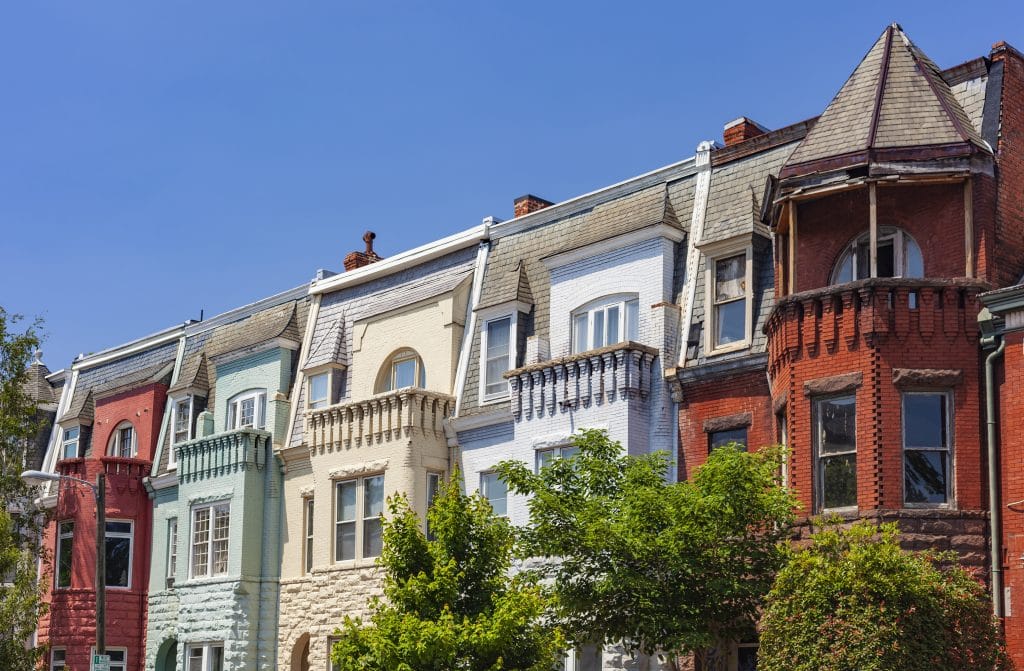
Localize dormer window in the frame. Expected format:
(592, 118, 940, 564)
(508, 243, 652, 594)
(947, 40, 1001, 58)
(108, 422, 136, 458)
(830, 228, 923, 285)
(376, 350, 425, 393)
(308, 373, 330, 409)
(61, 427, 80, 460)
(227, 390, 267, 430)
(571, 295, 639, 354)
(713, 254, 747, 349)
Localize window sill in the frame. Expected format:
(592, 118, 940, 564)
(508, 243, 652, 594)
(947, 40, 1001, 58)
(479, 393, 510, 407)
(331, 557, 380, 570)
(706, 341, 750, 357)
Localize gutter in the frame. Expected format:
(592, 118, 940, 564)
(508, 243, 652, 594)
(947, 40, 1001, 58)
(985, 333, 1006, 618)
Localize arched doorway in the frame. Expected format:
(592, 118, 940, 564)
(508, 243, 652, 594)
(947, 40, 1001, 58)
(291, 633, 311, 671)
(155, 638, 178, 671)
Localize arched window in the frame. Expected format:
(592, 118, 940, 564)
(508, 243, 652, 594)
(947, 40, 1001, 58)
(830, 228, 923, 285)
(227, 389, 267, 430)
(376, 349, 426, 393)
(571, 294, 640, 354)
(108, 421, 136, 458)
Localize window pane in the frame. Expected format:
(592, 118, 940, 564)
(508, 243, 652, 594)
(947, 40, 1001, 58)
(105, 534, 131, 587)
(336, 521, 355, 561)
(57, 522, 73, 588)
(212, 507, 230, 575)
(484, 318, 512, 394)
(168, 520, 178, 579)
(626, 299, 639, 341)
(192, 508, 210, 577)
(363, 517, 383, 558)
(819, 397, 856, 454)
(904, 394, 947, 448)
(833, 252, 854, 284)
(485, 359, 509, 395)
(536, 448, 554, 472)
(118, 427, 134, 458)
(856, 240, 870, 279)
(573, 314, 588, 353)
(337, 482, 357, 521)
(709, 427, 748, 452)
(591, 310, 605, 349)
(877, 239, 895, 278)
(481, 473, 507, 516)
(174, 399, 191, 442)
(715, 298, 746, 346)
(715, 255, 745, 300)
(560, 446, 580, 461)
(606, 305, 620, 345)
(211, 645, 224, 671)
(239, 398, 255, 427)
(486, 318, 510, 357)
(188, 648, 203, 671)
(905, 450, 948, 504)
(905, 236, 924, 277)
(393, 359, 416, 389)
(106, 521, 132, 534)
(364, 476, 384, 517)
(309, 374, 329, 408)
(822, 453, 857, 509)
(305, 499, 314, 573)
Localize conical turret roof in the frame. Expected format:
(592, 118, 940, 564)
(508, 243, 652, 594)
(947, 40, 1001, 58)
(780, 24, 987, 180)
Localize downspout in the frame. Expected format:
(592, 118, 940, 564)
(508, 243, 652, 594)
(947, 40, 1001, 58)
(986, 334, 1006, 618)
(677, 140, 715, 368)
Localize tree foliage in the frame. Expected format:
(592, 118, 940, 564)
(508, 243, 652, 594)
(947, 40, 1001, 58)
(0, 307, 45, 670)
(497, 429, 796, 666)
(758, 520, 1010, 671)
(330, 468, 561, 671)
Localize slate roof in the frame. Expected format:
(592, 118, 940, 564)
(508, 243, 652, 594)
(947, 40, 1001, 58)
(205, 301, 303, 359)
(782, 24, 987, 180)
(23, 360, 57, 405)
(304, 317, 346, 370)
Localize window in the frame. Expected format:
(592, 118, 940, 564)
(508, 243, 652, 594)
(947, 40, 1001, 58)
(481, 316, 513, 400)
(334, 475, 384, 562)
(56, 521, 73, 588)
(480, 472, 507, 517)
(328, 638, 342, 671)
(187, 643, 224, 671)
(304, 498, 315, 574)
(173, 397, 193, 445)
(571, 295, 640, 353)
(376, 350, 426, 393)
(50, 649, 66, 670)
(105, 520, 133, 588)
(308, 373, 330, 409)
(167, 519, 178, 587)
(191, 502, 230, 578)
(426, 472, 441, 540)
(91, 648, 127, 671)
(227, 390, 266, 430)
(535, 445, 579, 472)
(709, 427, 748, 453)
(831, 228, 924, 284)
(736, 642, 758, 671)
(903, 392, 952, 505)
(712, 253, 748, 350)
(61, 427, 79, 460)
(815, 396, 857, 511)
(108, 422, 136, 458)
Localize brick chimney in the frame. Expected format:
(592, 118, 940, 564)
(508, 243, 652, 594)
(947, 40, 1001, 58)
(343, 231, 384, 271)
(723, 117, 768, 147)
(513, 194, 554, 218)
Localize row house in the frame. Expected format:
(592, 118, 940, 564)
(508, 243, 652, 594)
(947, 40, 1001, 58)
(36, 325, 183, 671)
(145, 288, 309, 671)
(277, 230, 481, 671)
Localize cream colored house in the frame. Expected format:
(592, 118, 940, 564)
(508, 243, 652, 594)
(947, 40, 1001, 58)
(276, 229, 485, 671)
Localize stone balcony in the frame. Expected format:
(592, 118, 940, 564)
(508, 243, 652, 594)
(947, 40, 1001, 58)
(305, 388, 454, 455)
(504, 341, 659, 421)
(176, 429, 271, 484)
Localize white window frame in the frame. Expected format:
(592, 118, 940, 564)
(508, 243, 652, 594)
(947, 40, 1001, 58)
(50, 648, 66, 670)
(56, 520, 73, 589)
(171, 395, 195, 451)
(426, 472, 442, 538)
(104, 519, 134, 589)
(61, 426, 80, 460)
(813, 394, 858, 513)
(226, 389, 267, 431)
(830, 227, 924, 285)
(534, 444, 579, 472)
(303, 497, 314, 574)
(187, 643, 224, 671)
(571, 294, 640, 354)
(377, 350, 426, 393)
(328, 637, 342, 671)
(333, 474, 385, 563)
(703, 241, 754, 355)
(108, 421, 136, 458)
(166, 518, 178, 587)
(479, 313, 517, 404)
(480, 471, 507, 518)
(308, 372, 330, 409)
(189, 501, 230, 579)
(91, 647, 127, 671)
(901, 390, 954, 507)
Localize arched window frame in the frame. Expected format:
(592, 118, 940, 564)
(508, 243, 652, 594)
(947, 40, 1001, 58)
(830, 227, 923, 285)
(375, 349, 426, 393)
(108, 421, 136, 458)
(570, 293, 640, 354)
(226, 389, 267, 430)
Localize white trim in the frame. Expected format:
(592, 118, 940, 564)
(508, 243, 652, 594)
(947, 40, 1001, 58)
(107, 421, 137, 458)
(478, 313, 517, 404)
(704, 243, 755, 356)
(153, 336, 189, 476)
(310, 225, 488, 295)
(447, 408, 513, 433)
(147, 472, 179, 491)
(453, 236, 492, 416)
(226, 389, 267, 430)
(72, 325, 184, 370)
(541, 223, 685, 271)
(41, 369, 79, 493)
(186, 643, 225, 671)
(104, 519, 134, 590)
(678, 140, 715, 366)
(188, 500, 231, 579)
(286, 294, 322, 452)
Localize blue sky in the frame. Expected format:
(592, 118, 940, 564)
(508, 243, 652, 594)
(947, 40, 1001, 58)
(3, 1, 1022, 369)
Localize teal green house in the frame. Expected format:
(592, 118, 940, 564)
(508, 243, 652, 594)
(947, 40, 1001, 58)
(145, 288, 309, 671)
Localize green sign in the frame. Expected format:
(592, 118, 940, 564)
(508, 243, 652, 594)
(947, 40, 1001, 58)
(92, 653, 110, 671)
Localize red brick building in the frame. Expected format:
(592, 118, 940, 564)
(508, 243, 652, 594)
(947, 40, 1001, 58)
(36, 330, 179, 671)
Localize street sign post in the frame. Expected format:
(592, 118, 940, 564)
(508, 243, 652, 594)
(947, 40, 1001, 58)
(92, 653, 110, 671)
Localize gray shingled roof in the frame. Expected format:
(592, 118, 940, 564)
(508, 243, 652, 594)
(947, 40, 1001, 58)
(784, 24, 985, 176)
(23, 361, 56, 405)
(205, 301, 302, 359)
(304, 317, 346, 370)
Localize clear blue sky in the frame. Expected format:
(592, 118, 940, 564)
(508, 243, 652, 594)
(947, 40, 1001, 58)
(3, 1, 1023, 370)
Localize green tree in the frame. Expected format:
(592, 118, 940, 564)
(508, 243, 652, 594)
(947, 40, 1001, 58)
(758, 520, 1009, 671)
(0, 308, 46, 670)
(497, 429, 796, 670)
(330, 468, 562, 671)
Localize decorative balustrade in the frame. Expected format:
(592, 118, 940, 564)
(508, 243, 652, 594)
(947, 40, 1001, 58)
(505, 341, 659, 421)
(176, 429, 270, 484)
(306, 389, 454, 454)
